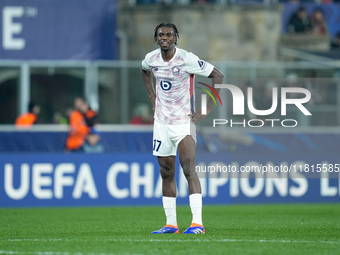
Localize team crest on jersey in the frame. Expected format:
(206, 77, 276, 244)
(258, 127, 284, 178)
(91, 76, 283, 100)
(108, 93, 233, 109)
(198, 60, 206, 70)
(172, 66, 180, 75)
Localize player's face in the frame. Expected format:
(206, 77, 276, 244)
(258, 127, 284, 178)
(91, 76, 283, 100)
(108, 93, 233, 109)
(156, 27, 176, 51)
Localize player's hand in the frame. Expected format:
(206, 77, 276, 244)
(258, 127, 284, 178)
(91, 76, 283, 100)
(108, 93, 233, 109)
(191, 107, 211, 124)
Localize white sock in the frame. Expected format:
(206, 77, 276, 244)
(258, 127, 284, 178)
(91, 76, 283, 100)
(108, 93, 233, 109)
(162, 196, 177, 226)
(189, 193, 203, 225)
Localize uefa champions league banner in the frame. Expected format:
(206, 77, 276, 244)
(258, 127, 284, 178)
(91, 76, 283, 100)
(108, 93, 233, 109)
(0, 0, 117, 60)
(0, 153, 339, 207)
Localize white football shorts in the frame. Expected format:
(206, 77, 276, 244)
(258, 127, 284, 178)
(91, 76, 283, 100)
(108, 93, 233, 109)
(152, 119, 196, 157)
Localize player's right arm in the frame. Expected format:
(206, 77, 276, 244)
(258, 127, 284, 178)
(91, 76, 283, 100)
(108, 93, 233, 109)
(141, 54, 156, 112)
(140, 68, 155, 112)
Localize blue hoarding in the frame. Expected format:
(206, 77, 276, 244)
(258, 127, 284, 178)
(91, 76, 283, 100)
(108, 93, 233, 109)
(0, 0, 117, 60)
(0, 153, 339, 207)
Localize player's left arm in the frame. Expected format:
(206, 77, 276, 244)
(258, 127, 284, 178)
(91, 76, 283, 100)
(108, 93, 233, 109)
(192, 67, 224, 123)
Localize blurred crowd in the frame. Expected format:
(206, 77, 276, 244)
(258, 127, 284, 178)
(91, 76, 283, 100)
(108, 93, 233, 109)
(15, 97, 105, 153)
(14, 97, 155, 153)
(287, 7, 327, 34)
(132, 0, 340, 49)
(287, 6, 340, 48)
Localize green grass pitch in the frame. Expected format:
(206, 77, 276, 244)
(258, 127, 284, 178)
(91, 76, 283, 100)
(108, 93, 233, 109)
(0, 203, 339, 255)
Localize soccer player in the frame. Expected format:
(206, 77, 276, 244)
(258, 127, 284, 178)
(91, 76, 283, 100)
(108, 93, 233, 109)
(141, 23, 224, 234)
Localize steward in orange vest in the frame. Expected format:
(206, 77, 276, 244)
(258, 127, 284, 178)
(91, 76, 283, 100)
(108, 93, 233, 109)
(65, 98, 97, 151)
(15, 102, 40, 127)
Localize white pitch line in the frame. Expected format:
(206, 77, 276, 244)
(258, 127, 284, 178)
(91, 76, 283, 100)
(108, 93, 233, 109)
(107, 238, 340, 244)
(5, 238, 340, 245)
(8, 239, 71, 242)
(0, 252, 119, 255)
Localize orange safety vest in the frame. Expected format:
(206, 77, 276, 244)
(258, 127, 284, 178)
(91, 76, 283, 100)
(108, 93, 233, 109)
(66, 110, 90, 150)
(15, 113, 37, 127)
(86, 109, 96, 119)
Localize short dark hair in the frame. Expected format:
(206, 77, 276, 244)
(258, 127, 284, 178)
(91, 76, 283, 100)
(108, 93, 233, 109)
(298, 6, 306, 12)
(28, 102, 37, 113)
(154, 23, 180, 45)
(312, 8, 324, 15)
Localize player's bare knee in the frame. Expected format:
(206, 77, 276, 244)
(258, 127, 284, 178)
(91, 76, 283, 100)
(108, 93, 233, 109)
(180, 156, 192, 172)
(182, 167, 195, 180)
(160, 166, 175, 179)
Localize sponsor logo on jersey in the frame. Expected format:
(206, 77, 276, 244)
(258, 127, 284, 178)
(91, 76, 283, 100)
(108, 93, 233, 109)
(160, 80, 172, 91)
(172, 66, 180, 75)
(198, 60, 206, 70)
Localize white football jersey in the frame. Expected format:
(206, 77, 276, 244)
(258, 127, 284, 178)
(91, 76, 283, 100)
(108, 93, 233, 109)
(142, 47, 214, 125)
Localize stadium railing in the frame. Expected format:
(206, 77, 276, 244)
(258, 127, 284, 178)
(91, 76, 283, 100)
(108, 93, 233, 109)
(1, 60, 340, 126)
